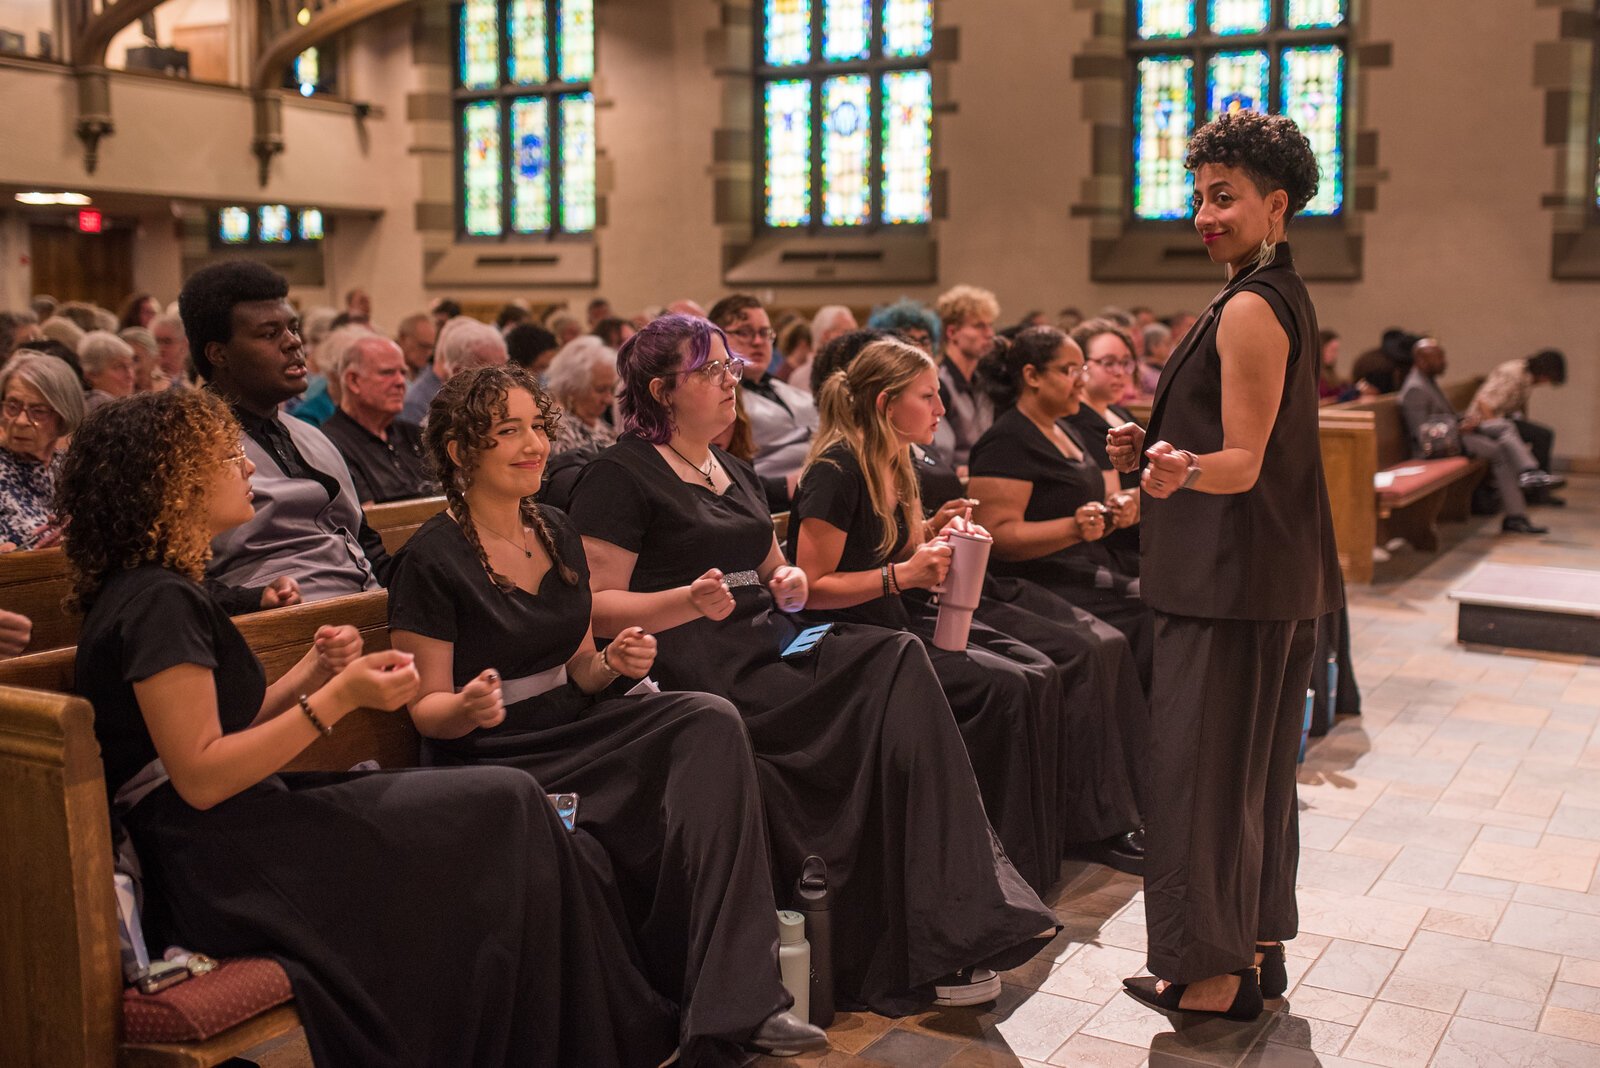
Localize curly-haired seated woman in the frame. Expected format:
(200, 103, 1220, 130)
(808, 329, 1147, 873)
(1107, 111, 1341, 1023)
(787, 337, 1070, 893)
(0, 350, 84, 550)
(387, 366, 825, 1065)
(569, 314, 1058, 1016)
(1063, 318, 1144, 576)
(61, 389, 678, 1067)
(968, 328, 1153, 686)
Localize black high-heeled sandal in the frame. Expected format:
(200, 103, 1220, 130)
(1256, 942, 1287, 999)
(1121, 967, 1264, 1022)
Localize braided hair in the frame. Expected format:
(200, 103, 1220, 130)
(422, 365, 580, 592)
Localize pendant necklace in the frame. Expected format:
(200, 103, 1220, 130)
(479, 517, 533, 558)
(666, 442, 717, 489)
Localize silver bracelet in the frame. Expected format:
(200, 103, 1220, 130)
(597, 645, 622, 678)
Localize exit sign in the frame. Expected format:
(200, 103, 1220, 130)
(77, 209, 103, 233)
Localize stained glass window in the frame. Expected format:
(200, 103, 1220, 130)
(1135, 57, 1195, 220)
(460, 0, 499, 90)
(1285, 0, 1343, 30)
(294, 49, 319, 97)
(462, 102, 503, 236)
(298, 209, 324, 241)
(1208, 50, 1267, 118)
(1137, 0, 1195, 40)
(766, 0, 812, 66)
(1129, 1, 1348, 219)
(456, 0, 595, 237)
(1208, 0, 1267, 35)
(760, 0, 934, 229)
(258, 205, 292, 243)
(765, 80, 813, 227)
(218, 207, 251, 245)
(1281, 45, 1343, 216)
(883, 0, 933, 58)
(560, 93, 597, 231)
(508, 0, 547, 84)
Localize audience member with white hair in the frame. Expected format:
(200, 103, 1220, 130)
(150, 311, 191, 389)
(544, 335, 619, 454)
(39, 315, 86, 351)
(118, 326, 161, 392)
(782, 304, 857, 392)
(544, 309, 583, 347)
(283, 307, 342, 421)
(320, 335, 439, 503)
(0, 351, 86, 549)
(78, 330, 137, 412)
(401, 315, 509, 425)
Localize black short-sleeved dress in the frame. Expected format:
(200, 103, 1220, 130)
(388, 509, 789, 1064)
(969, 408, 1154, 685)
(569, 436, 1057, 1015)
(788, 445, 1068, 891)
(75, 564, 677, 1068)
(1065, 403, 1141, 576)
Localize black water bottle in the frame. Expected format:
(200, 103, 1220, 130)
(793, 855, 835, 1028)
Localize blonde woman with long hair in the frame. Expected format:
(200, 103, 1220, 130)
(788, 336, 1069, 896)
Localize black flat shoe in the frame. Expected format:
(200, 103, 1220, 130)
(1072, 829, 1146, 876)
(1256, 943, 1287, 999)
(745, 1010, 828, 1057)
(1502, 515, 1549, 535)
(1121, 967, 1264, 1022)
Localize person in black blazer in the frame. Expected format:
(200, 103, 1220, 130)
(1107, 111, 1342, 1023)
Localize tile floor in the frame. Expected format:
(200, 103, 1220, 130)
(250, 476, 1600, 1068)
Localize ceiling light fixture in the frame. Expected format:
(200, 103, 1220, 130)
(14, 192, 93, 206)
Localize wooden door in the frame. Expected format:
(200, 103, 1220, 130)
(171, 23, 231, 84)
(29, 223, 134, 310)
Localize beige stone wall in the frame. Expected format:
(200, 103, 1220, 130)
(0, 0, 1594, 457)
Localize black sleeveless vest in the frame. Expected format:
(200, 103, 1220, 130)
(1140, 244, 1343, 621)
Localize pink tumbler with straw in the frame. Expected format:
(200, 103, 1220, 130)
(932, 527, 993, 651)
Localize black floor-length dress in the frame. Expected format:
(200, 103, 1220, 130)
(76, 564, 678, 1068)
(915, 443, 1146, 845)
(569, 436, 1058, 1016)
(787, 444, 1067, 892)
(969, 409, 1156, 687)
(387, 509, 791, 1066)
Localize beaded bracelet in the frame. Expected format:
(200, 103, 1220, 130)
(598, 644, 622, 678)
(297, 694, 332, 737)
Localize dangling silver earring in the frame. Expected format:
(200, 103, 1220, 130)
(1255, 235, 1277, 270)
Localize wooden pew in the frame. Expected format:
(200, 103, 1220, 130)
(0, 498, 447, 657)
(0, 590, 416, 1067)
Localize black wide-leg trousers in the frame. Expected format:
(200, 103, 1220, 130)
(1142, 612, 1319, 984)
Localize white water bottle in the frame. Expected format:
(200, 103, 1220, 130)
(777, 909, 810, 1023)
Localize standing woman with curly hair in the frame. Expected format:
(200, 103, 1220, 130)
(1108, 111, 1342, 1021)
(386, 365, 826, 1064)
(59, 389, 678, 1067)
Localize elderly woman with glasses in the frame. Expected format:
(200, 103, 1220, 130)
(0, 352, 86, 550)
(79, 330, 138, 412)
(544, 335, 619, 454)
(967, 327, 1153, 687)
(1064, 318, 1144, 576)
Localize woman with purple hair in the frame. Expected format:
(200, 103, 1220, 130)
(568, 314, 1057, 1018)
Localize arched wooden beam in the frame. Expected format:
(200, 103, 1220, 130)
(251, 0, 414, 92)
(75, 0, 170, 67)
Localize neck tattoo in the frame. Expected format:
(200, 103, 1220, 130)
(666, 442, 717, 488)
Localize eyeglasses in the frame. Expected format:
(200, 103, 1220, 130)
(1047, 362, 1090, 381)
(725, 327, 777, 344)
(666, 357, 747, 383)
(219, 450, 249, 474)
(1, 398, 57, 425)
(1088, 357, 1138, 374)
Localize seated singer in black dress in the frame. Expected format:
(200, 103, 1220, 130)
(1064, 318, 1144, 576)
(1110, 111, 1342, 1022)
(968, 328, 1153, 685)
(386, 366, 825, 1065)
(62, 389, 677, 1068)
(569, 314, 1058, 1015)
(788, 335, 1068, 895)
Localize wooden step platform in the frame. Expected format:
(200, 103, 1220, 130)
(1450, 563, 1600, 657)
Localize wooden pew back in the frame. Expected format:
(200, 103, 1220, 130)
(364, 496, 447, 555)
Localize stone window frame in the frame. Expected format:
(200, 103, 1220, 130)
(1541, 0, 1600, 280)
(1070, 0, 1388, 283)
(708, 0, 954, 287)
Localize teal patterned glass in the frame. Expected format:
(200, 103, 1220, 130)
(765, 79, 813, 226)
(824, 0, 871, 61)
(1285, 0, 1344, 30)
(883, 0, 932, 58)
(1281, 44, 1344, 215)
(510, 97, 551, 232)
(1137, 0, 1195, 40)
(559, 0, 594, 82)
(460, 0, 499, 89)
(218, 207, 250, 244)
(559, 93, 597, 231)
(821, 75, 871, 225)
(1134, 55, 1194, 220)
(462, 101, 504, 235)
(508, 0, 547, 85)
(765, 0, 812, 65)
(1208, 0, 1268, 35)
(881, 69, 932, 223)
(1207, 49, 1267, 119)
